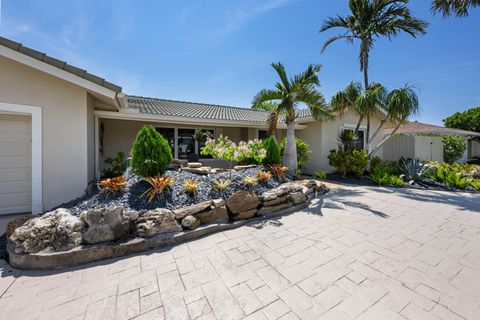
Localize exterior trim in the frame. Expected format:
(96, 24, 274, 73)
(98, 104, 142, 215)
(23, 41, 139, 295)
(0, 102, 43, 213)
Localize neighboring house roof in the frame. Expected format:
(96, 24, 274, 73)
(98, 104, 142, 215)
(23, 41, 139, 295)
(0, 36, 122, 93)
(126, 95, 317, 123)
(385, 121, 480, 137)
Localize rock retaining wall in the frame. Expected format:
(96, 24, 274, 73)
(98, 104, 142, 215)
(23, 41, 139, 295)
(7, 179, 328, 270)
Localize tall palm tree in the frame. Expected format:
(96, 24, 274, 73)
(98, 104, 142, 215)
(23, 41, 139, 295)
(252, 63, 332, 174)
(432, 0, 479, 16)
(320, 0, 428, 140)
(369, 84, 420, 156)
(252, 101, 280, 137)
(330, 81, 387, 148)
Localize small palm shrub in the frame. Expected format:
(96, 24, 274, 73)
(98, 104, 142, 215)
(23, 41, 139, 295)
(371, 169, 391, 186)
(256, 171, 272, 182)
(470, 179, 480, 191)
(262, 136, 281, 166)
(268, 164, 288, 182)
(98, 175, 127, 195)
(314, 170, 326, 179)
(243, 176, 258, 187)
(141, 176, 174, 203)
(212, 179, 232, 192)
(131, 126, 173, 177)
(445, 172, 469, 189)
(328, 149, 368, 178)
(184, 179, 199, 197)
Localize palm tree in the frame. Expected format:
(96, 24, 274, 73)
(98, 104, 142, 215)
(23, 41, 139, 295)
(432, 0, 479, 16)
(320, 0, 428, 140)
(369, 84, 420, 156)
(252, 62, 332, 175)
(330, 81, 387, 143)
(252, 101, 280, 138)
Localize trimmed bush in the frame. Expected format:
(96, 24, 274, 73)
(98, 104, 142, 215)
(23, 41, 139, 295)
(328, 149, 368, 178)
(443, 135, 466, 163)
(131, 126, 173, 177)
(262, 136, 281, 166)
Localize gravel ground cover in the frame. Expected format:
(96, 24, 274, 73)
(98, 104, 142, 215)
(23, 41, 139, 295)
(64, 166, 284, 214)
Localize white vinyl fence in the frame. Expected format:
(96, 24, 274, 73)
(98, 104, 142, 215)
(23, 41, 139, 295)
(383, 135, 444, 162)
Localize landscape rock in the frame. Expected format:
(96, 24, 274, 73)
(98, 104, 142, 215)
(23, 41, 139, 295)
(187, 162, 203, 168)
(467, 166, 480, 179)
(6, 214, 36, 238)
(212, 198, 225, 208)
(182, 167, 211, 175)
(181, 215, 201, 230)
(226, 191, 260, 214)
(263, 196, 288, 207)
(289, 192, 307, 205)
(261, 181, 304, 200)
(10, 209, 84, 253)
(257, 202, 292, 216)
(234, 164, 259, 171)
(81, 207, 130, 244)
(173, 201, 212, 219)
(195, 206, 229, 224)
(136, 208, 182, 237)
(233, 208, 257, 220)
(124, 211, 140, 221)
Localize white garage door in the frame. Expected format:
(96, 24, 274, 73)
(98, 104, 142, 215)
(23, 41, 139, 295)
(0, 114, 32, 214)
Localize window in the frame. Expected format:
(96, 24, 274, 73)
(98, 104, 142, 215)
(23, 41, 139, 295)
(156, 127, 175, 153)
(258, 130, 268, 140)
(343, 128, 365, 150)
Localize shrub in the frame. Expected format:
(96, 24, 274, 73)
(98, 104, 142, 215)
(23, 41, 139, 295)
(256, 171, 272, 182)
(243, 176, 258, 187)
(131, 126, 173, 177)
(390, 176, 404, 187)
(101, 151, 126, 178)
(279, 138, 312, 171)
(314, 170, 326, 179)
(370, 156, 401, 176)
(141, 176, 174, 203)
(445, 172, 469, 189)
(98, 175, 127, 195)
(443, 135, 466, 163)
(470, 179, 480, 191)
(328, 149, 368, 178)
(400, 158, 431, 185)
(184, 179, 199, 197)
(371, 168, 391, 186)
(211, 179, 232, 192)
(262, 136, 281, 166)
(268, 164, 288, 182)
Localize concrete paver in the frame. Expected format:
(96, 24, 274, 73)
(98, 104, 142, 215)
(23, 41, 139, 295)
(1, 186, 480, 319)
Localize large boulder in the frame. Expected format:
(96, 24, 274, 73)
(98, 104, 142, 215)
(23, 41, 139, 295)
(6, 214, 36, 238)
(173, 201, 212, 219)
(232, 208, 257, 220)
(10, 209, 84, 253)
(135, 209, 182, 237)
(289, 192, 307, 205)
(226, 191, 260, 214)
(80, 207, 130, 244)
(195, 206, 229, 224)
(263, 196, 288, 207)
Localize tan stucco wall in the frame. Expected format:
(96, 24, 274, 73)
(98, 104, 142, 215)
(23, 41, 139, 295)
(87, 94, 95, 183)
(297, 110, 384, 174)
(0, 56, 91, 211)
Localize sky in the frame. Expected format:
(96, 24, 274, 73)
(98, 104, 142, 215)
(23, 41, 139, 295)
(0, 0, 479, 125)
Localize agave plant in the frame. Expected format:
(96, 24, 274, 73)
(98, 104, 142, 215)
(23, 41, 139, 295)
(400, 159, 431, 185)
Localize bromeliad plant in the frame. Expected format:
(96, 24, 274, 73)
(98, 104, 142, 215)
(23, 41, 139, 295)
(184, 179, 199, 198)
(211, 179, 232, 193)
(269, 164, 289, 182)
(141, 176, 174, 203)
(98, 175, 127, 195)
(243, 176, 258, 187)
(256, 171, 272, 182)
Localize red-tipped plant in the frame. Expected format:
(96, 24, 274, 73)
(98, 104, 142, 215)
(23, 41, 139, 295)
(141, 176, 174, 203)
(98, 175, 127, 195)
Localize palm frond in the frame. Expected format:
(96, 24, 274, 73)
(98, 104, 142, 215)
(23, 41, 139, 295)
(271, 62, 291, 91)
(431, 0, 480, 17)
(251, 89, 282, 110)
(386, 84, 420, 124)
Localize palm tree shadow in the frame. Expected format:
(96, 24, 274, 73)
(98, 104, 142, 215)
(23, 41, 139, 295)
(306, 188, 389, 218)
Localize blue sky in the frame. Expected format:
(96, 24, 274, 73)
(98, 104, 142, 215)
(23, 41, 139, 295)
(1, 0, 479, 125)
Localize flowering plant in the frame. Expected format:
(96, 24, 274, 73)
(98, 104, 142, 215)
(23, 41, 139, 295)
(201, 135, 267, 165)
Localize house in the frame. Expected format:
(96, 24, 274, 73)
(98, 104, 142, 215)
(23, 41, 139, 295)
(0, 36, 385, 215)
(383, 121, 480, 163)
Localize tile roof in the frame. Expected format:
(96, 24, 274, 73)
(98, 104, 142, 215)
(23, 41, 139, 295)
(127, 95, 313, 123)
(0, 36, 122, 93)
(385, 121, 480, 137)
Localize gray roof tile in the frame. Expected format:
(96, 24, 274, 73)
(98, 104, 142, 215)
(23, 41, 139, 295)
(0, 36, 122, 93)
(127, 95, 314, 123)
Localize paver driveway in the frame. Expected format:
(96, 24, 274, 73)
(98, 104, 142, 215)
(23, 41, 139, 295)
(1, 186, 480, 320)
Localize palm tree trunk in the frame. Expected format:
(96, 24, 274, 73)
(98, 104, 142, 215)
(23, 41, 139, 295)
(354, 115, 364, 134)
(368, 122, 401, 158)
(284, 119, 297, 176)
(367, 114, 390, 150)
(362, 50, 370, 152)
